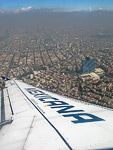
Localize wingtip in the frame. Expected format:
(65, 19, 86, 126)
(1, 76, 10, 81)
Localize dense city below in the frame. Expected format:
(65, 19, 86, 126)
(0, 11, 113, 109)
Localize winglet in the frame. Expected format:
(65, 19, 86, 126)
(1, 76, 10, 81)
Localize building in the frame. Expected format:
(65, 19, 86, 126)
(95, 68, 104, 76)
(81, 72, 100, 82)
(82, 57, 95, 74)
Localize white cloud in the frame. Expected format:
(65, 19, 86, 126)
(95, 7, 109, 11)
(21, 6, 32, 11)
(13, 6, 32, 13)
(89, 6, 92, 12)
(98, 7, 103, 10)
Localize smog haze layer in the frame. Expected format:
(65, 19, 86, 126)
(0, 11, 113, 108)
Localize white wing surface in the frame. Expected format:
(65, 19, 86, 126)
(0, 79, 113, 150)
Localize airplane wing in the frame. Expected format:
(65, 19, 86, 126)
(0, 79, 113, 150)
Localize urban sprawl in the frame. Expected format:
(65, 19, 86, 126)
(0, 14, 113, 109)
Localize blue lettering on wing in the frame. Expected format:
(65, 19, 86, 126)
(26, 88, 45, 95)
(63, 113, 104, 124)
(34, 94, 49, 98)
(25, 88, 104, 124)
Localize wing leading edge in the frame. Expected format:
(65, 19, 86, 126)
(0, 79, 113, 150)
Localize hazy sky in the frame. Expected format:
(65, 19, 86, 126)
(0, 0, 113, 11)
